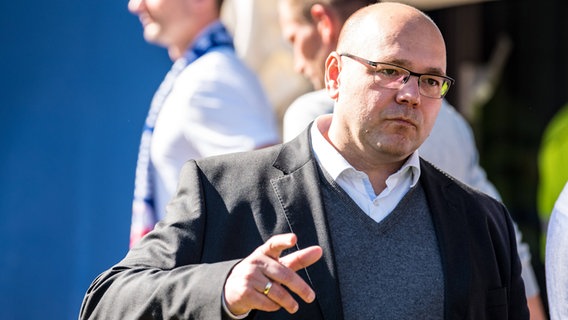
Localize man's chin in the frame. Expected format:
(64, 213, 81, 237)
(142, 27, 165, 46)
(373, 137, 417, 158)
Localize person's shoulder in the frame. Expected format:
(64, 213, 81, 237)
(290, 90, 333, 107)
(177, 48, 266, 99)
(421, 159, 501, 205)
(197, 47, 248, 71)
(195, 143, 283, 171)
(194, 132, 311, 177)
(285, 90, 334, 121)
(283, 90, 334, 142)
(179, 144, 284, 196)
(437, 100, 472, 134)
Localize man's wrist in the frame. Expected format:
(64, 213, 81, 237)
(222, 290, 250, 319)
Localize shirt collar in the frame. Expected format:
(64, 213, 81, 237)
(310, 115, 421, 187)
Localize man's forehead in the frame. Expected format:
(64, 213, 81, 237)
(347, 26, 446, 73)
(384, 57, 446, 75)
(360, 41, 446, 74)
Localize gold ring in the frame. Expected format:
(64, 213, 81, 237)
(263, 281, 273, 296)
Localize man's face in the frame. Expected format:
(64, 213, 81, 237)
(128, 0, 194, 48)
(327, 18, 446, 165)
(278, 2, 331, 89)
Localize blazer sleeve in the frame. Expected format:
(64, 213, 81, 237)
(79, 160, 240, 319)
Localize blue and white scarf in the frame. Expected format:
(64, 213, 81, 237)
(130, 22, 234, 246)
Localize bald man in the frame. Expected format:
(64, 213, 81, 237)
(278, 1, 545, 318)
(80, 3, 529, 319)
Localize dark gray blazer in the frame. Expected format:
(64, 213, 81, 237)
(80, 127, 529, 319)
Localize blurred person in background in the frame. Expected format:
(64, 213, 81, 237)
(128, 0, 280, 246)
(545, 180, 568, 320)
(538, 103, 568, 320)
(538, 103, 568, 236)
(278, 0, 546, 317)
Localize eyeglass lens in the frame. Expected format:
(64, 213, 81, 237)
(373, 64, 451, 99)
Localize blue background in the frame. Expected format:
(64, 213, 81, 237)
(0, 1, 170, 318)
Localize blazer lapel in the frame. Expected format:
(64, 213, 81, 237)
(270, 128, 343, 320)
(420, 160, 471, 319)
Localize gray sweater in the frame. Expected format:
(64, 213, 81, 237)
(321, 174, 444, 319)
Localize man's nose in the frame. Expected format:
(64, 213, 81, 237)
(395, 76, 421, 106)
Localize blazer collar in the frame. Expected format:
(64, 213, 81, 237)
(271, 126, 343, 320)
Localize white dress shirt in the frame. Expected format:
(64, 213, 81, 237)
(150, 46, 279, 220)
(310, 115, 420, 223)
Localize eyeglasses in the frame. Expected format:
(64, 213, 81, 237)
(339, 53, 455, 99)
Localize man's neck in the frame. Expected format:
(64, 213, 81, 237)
(167, 18, 220, 61)
(316, 115, 408, 194)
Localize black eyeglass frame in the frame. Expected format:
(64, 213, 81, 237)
(339, 52, 455, 99)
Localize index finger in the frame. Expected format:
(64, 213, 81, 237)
(279, 245, 323, 271)
(258, 233, 298, 260)
(262, 246, 321, 305)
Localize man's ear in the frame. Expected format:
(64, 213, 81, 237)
(325, 52, 341, 100)
(310, 4, 338, 45)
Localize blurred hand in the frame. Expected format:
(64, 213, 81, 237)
(224, 233, 323, 315)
